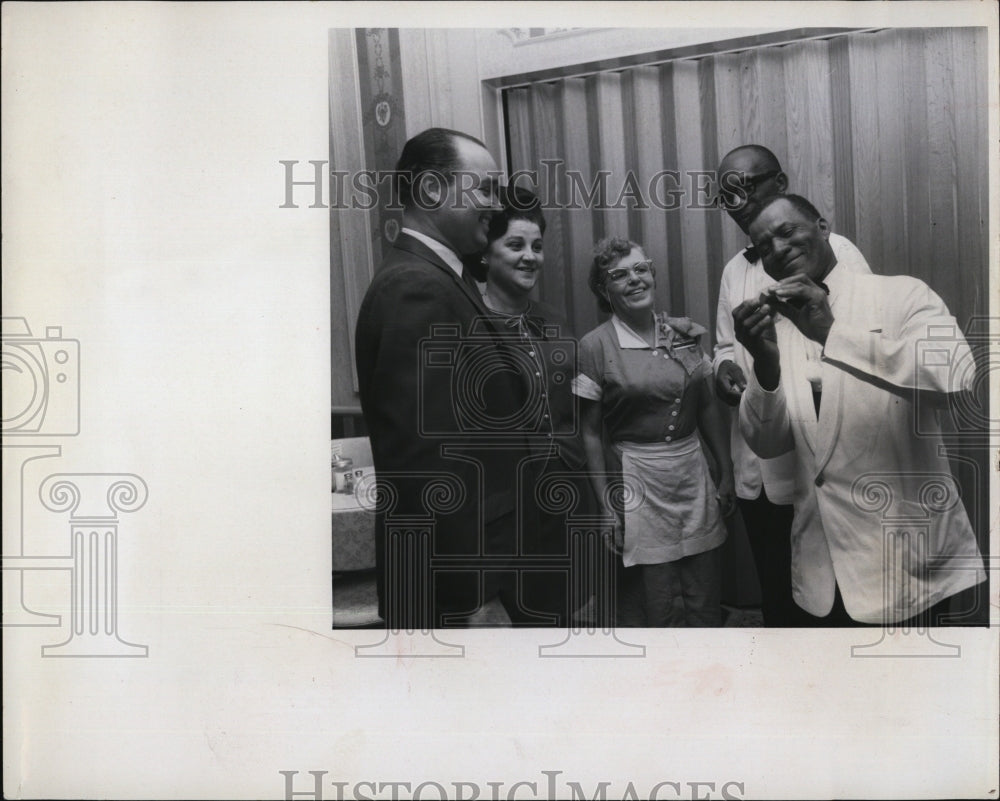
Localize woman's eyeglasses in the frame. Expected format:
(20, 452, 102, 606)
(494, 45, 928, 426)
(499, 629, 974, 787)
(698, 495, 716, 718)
(605, 261, 654, 283)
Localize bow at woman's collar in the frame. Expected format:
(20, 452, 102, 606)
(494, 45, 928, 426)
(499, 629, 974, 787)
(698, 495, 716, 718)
(503, 310, 548, 339)
(655, 313, 707, 376)
(657, 314, 707, 341)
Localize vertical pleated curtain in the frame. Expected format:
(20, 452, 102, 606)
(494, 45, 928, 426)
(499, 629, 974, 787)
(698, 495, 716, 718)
(504, 27, 989, 345)
(504, 27, 991, 610)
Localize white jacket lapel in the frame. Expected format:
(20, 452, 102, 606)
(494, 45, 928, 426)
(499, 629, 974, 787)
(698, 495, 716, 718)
(814, 268, 852, 476)
(776, 318, 819, 458)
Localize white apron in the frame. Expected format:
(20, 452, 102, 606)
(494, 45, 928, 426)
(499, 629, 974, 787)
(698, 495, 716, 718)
(614, 433, 727, 567)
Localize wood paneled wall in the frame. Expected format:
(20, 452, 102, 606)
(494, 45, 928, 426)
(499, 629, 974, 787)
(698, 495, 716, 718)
(504, 27, 990, 344)
(505, 27, 991, 591)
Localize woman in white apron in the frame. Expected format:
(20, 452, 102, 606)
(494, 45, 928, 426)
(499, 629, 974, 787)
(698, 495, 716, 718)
(573, 237, 735, 626)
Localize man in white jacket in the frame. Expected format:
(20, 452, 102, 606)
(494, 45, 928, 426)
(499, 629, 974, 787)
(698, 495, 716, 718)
(713, 145, 871, 626)
(733, 193, 985, 626)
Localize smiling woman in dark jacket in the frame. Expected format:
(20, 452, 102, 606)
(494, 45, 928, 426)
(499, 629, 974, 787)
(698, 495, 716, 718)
(478, 187, 596, 626)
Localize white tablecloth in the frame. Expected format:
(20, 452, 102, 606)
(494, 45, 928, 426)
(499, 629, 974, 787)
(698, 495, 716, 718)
(331, 466, 375, 571)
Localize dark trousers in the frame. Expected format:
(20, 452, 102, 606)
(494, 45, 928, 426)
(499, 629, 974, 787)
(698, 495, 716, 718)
(379, 511, 524, 630)
(432, 572, 562, 627)
(738, 489, 814, 627)
(616, 547, 723, 627)
(434, 512, 561, 628)
(386, 493, 591, 628)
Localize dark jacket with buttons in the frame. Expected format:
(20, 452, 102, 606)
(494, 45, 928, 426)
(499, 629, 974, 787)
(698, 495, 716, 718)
(355, 233, 533, 626)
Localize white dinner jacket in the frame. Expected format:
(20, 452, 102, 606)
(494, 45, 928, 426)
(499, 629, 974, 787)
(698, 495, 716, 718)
(739, 264, 985, 623)
(714, 233, 871, 503)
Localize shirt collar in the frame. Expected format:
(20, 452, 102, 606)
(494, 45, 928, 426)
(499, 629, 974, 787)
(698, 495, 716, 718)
(401, 227, 464, 278)
(611, 313, 659, 349)
(820, 259, 846, 298)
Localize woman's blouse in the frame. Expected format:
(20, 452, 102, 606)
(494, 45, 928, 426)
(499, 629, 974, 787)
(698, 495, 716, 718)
(482, 300, 586, 469)
(572, 312, 712, 445)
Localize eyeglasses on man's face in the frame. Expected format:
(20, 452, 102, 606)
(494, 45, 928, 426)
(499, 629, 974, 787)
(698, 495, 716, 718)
(605, 260, 654, 283)
(715, 170, 781, 210)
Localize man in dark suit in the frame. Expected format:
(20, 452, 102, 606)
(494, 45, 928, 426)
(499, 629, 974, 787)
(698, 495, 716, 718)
(355, 128, 540, 629)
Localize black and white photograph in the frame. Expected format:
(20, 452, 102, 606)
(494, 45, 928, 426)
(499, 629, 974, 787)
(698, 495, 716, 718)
(3, 3, 998, 799)
(331, 25, 992, 634)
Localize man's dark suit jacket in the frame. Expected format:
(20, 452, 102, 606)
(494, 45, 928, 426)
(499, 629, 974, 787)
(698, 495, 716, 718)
(354, 233, 532, 627)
